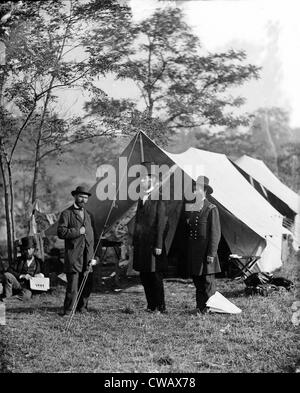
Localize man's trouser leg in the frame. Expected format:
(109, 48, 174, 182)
(3, 272, 21, 298)
(77, 270, 93, 311)
(140, 272, 157, 311)
(153, 272, 166, 311)
(192, 274, 216, 311)
(64, 272, 79, 314)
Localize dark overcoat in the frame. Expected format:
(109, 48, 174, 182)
(57, 205, 95, 273)
(185, 199, 221, 276)
(133, 197, 168, 273)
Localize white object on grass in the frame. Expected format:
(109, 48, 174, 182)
(206, 291, 242, 314)
(58, 273, 67, 283)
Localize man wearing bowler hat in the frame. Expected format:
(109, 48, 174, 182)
(1, 236, 43, 300)
(57, 185, 97, 315)
(132, 162, 168, 313)
(184, 176, 221, 314)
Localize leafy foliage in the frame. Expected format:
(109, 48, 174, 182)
(0, 0, 132, 206)
(169, 106, 300, 192)
(84, 7, 260, 142)
(0, 0, 132, 248)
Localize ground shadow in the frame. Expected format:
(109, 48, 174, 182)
(5, 305, 62, 314)
(4, 304, 113, 316)
(220, 289, 246, 298)
(0, 341, 12, 374)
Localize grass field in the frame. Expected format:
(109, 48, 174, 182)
(0, 251, 299, 373)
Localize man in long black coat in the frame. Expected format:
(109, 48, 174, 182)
(184, 176, 221, 314)
(57, 185, 97, 315)
(133, 162, 168, 313)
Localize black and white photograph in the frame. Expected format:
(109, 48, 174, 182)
(0, 0, 299, 377)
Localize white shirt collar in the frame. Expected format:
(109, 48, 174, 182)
(26, 256, 34, 266)
(142, 186, 155, 204)
(145, 186, 155, 195)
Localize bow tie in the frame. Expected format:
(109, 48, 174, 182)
(74, 207, 83, 211)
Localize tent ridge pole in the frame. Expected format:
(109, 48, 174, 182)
(139, 131, 144, 162)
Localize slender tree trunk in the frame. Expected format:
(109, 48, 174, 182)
(31, 139, 41, 204)
(31, 4, 73, 203)
(148, 99, 154, 119)
(147, 38, 153, 119)
(0, 140, 13, 265)
(7, 163, 15, 255)
(264, 110, 278, 174)
(291, 154, 299, 191)
(0, 41, 13, 263)
(31, 90, 52, 203)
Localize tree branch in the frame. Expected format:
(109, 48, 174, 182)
(165, 111, 186, 124)
(38, 132, 111, 161)
(61, 43, 83, 58)
(168, 121, 207, 129)
(35, 70, 89, 101)
(9, 103, 37, 163)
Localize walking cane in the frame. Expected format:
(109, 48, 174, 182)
(64, 264, 93, 332)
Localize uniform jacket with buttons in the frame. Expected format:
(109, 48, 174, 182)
(185, 198, 221, 276)
(57, 205, 96, 273)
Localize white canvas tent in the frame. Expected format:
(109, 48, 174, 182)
(45, 131, 285, 273)
(165, 148, 284, 272)
(234, 155, 300, 250)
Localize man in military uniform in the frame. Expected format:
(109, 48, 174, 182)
(184, 176, 221, 314)
(1, 236, 43, 300)
(132, 162, 168, 313)
(57, 185, 97, 316)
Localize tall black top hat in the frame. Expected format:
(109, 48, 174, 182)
(192, 176, 213, 194)
(20, 236, 36, 250)
(71, 185, 91, 197)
